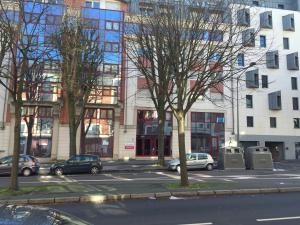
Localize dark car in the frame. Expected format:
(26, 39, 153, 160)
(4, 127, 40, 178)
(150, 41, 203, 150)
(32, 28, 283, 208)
(0, 204, 91, 225)
(50, 154, 102, 176)
(0, 155, 39, 176)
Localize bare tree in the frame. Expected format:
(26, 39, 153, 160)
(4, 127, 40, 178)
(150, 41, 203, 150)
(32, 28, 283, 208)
(126, 0, 261, 186)
(51, 15, 103, 157)
(126, 14, 174, 166)
(23, 63, 45, 155)
(0, 0, 49, 190)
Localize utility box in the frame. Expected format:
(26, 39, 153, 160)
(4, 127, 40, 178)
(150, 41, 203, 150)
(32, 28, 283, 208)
(219, 147, 245, 170)
(244, 146, 273, 170)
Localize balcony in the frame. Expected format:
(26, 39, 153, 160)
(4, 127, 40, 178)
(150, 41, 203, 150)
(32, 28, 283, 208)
(268, 91, 282, 110)
(260, 11, 272, 29)
(287, 52, 299, 70)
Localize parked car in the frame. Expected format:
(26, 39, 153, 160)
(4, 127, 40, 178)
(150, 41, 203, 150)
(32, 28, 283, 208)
(168, 153, 214, 172)
(0, 204, 91, 225)
(50, 154, 102, 176)
(0, 155, 39, 176)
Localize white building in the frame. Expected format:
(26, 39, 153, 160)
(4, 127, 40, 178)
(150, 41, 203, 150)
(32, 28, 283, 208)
(119, 0, 300, 161)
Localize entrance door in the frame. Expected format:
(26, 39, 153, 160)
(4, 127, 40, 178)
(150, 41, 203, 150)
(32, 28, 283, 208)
(136, 136, 157, 156)
(265, 142, 284, 161)
(136, 136, 173, 157)
(210, 136, 219, 160)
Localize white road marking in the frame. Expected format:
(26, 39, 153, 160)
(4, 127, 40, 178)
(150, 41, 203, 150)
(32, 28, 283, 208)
(179, 223, 213, 225)
(223, 179, 233, 182)
(103, 174, 132, 181)
(194, 174, 213, 178)
(257, 216, 300, 222)
(155, 171, 181, 179)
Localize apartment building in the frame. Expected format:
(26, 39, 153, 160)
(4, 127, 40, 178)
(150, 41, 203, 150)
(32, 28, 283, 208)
(0, 0, 300, 161)
(0, 0, 126, 160)
(120, 0, 300, 161)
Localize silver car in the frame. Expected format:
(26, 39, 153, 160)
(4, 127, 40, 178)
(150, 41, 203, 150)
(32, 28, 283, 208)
(0, 155, 39, 176)
(168, 153, 214, 172)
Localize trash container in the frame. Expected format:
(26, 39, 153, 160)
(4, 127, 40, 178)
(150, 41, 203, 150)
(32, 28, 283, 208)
(244, 146, 273, 170)
(219, 147, 245, 170)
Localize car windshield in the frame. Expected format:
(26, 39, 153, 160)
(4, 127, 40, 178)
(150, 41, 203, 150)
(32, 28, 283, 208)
(0, 156, 12, 164)
(186, 154, 196, 160)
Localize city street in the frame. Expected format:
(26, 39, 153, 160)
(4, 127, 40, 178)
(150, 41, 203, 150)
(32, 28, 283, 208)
(49, 192, 300, 225)
(2, 169, 300, 190)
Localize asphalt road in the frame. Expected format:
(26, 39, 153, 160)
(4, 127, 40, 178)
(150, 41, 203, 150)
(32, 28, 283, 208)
(2, 170, 300, 189)
(49, 192, 300, 225)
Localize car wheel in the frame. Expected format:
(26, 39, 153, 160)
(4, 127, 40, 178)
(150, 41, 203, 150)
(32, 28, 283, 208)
(55, 168, 63, 176)
(90, 166, 99, 175)
(22, 168, 32, 177)
(176, 165, 181, 174)
(206, 164, 213, 171)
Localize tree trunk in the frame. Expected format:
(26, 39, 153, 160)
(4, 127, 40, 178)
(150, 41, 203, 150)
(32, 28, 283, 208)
(80, 119, 85, 154)
(26, 115, 34, 155)
(157, 108, 165, 166)
(10, 102, 22, 191)
(67, 93, 77, 157)
(177, 110, 189, 187)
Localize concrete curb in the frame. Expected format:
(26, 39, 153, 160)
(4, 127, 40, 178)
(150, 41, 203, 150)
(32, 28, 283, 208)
(1, 187, 300, 205)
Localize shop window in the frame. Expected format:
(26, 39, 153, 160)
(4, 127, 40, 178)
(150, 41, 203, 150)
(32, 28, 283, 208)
(20, 107, 53, 158)
(81, 108, 114, 157)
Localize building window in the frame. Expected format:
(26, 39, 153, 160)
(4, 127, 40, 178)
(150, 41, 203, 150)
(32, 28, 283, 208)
(283, 38, 289, 49)
(292, 77, 298, 90)
(93, 2, 100, 8)
(294, 118, 300, 128)
(260, 35, 266, 48)
(270, 117, 276, 128)
(46, 15, 62, 25)
(246, 95, 253, 108)
(278, 4, 284, 9)
(237, 53, 244, 66)
(104, 42, 119, 52)
(20, 107, 53, 158)
(191, 112, 225, 159)
(103, 64, 119, 74)
(262, 75, 268, 88)
(253, 1, 259, 6)
(136, 110, 172, 157)
(293, 97, 299, 110)
(247, 116, 254, 127)
(81, 108, 114, 157)
(105, 21, 120, 31)
(85, 1, 92, 7)
(140, 5, 154, 16)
